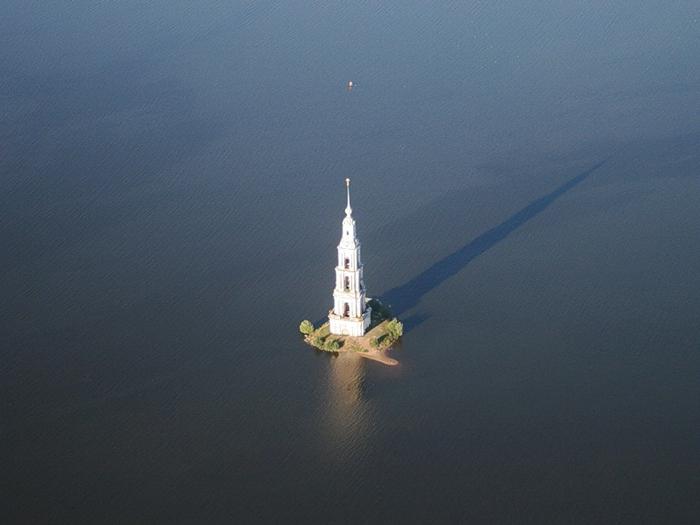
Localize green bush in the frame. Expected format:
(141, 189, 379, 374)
(370, 337, 379, 348)
(299, 319, 314, 335)
(385, 318, 404, 341)
(324, 339, 340, 351)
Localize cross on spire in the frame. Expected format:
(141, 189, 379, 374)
(345, 178, 352, 216)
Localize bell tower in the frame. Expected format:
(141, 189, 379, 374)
(329, 178, 372, 336)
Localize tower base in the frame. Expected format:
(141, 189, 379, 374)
(328, 307, 372, 337)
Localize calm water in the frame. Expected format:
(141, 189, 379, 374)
(3, 2, 700, 523)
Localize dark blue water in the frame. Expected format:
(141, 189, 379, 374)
(3, 2, 700, 523)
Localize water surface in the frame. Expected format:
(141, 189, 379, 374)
(2, 2, 700, 523)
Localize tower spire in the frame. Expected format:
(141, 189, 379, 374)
(345, 178, 352, 216)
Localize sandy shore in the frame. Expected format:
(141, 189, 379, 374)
(356, 349, 398, 366)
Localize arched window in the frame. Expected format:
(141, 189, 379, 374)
(344, 258, 350, 269)
(344, 276, 350, 291)
(343, 303, 350, 317)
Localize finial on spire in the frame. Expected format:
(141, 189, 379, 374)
(345, 178, 352, 216)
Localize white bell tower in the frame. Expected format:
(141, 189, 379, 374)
(328, 178, 372, 336)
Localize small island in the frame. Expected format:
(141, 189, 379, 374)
(300, 179, 403, 366)
(300, 299, 403, 366)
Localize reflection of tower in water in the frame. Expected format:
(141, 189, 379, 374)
(321, 354, 374, 462)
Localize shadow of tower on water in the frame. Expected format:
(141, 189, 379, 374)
(380, 160, 608, 330)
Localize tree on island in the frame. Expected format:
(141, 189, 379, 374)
(324, 339, 340, 351)
(299, 320, 314, 336)
(385, 318, 404, 341)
